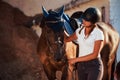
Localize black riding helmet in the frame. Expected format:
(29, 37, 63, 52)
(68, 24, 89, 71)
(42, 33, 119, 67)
(82, 7, 101, 24)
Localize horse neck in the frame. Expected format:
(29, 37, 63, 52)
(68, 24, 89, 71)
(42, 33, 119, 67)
(39, 28, 47, 42)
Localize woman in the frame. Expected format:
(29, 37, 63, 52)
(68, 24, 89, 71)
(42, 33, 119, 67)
(65, 7, 104, 80)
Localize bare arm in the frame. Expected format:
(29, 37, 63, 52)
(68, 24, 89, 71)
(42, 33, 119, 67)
(69, 40, 103, 64)
(64, 32, 77, 42)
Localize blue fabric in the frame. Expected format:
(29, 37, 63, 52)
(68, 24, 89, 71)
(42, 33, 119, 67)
(44, 9, 74, 35)
(45, 10, 64, 32)
(63, 13, 74, 35)
(46, 22, 64, 33)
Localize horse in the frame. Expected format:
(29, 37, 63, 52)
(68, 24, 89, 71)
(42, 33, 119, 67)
(97, 22, 119, 80)
(24, 5, 78, 80)
(69, 11, 120, 80)
(35, 6, 78, 80)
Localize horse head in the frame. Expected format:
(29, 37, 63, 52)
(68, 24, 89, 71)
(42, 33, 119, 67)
(41, 6, 66, 62)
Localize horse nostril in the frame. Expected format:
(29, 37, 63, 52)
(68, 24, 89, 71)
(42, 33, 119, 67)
(54, 57, 60, 62)
(54, 58, 58, 62)
(54, 53, 62, 62)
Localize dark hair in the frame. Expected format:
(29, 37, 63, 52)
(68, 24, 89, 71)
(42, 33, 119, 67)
(70, 11, 83, 31)
(71, 11, 83, 18)
(115, 61, 120, 79)
(82, 7, 101, 24)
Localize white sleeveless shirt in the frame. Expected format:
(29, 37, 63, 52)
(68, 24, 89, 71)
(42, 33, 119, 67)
(76, 27, 104, 58)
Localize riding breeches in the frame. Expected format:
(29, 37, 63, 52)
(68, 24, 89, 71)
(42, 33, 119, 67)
(77, 58, 103, 80)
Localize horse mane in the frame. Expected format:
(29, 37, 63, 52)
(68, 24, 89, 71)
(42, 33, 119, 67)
(40, 16, 46, 28)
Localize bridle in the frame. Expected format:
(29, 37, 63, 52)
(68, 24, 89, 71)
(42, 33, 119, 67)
(45, 18, 64, 24)
(44, 18, 66, 62)
(45, 30, 64, 55)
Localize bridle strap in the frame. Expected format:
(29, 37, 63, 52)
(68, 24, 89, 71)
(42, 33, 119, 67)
(45, 18, 64, 24)
(45, 31, 55, 56)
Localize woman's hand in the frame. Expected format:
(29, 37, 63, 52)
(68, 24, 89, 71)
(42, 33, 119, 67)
(64, 32, 77, 43)
(68, 58, 77, 65)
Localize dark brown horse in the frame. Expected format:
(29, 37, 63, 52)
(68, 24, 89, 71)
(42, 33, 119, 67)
(70, 11, 120, 80)
(36, 6, 69, 80)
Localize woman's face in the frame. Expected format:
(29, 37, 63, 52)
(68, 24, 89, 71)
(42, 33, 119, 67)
(82, 19, 93, 28)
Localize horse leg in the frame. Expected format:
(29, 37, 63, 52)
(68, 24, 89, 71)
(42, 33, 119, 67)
(108, 53, 116, 80)
(67, 64, 79, 80)
(67, 64, 74, 80)
(74, 69, 78, 80)
(61, 64, 78, 80)
(61, 64, 68, 80)
(43, 63, 56, 80)
(102, 58, 109, 80)
(65, 42, 77, 80)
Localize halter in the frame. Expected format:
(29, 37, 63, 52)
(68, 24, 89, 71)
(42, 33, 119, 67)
(45, 30, 66, 62)
(44, 18, 66, 62)
(45, 18, 64, 24)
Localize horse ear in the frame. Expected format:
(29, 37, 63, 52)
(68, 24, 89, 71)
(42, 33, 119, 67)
(42, 6, 49, 17)
(58, 5, 65, 16)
